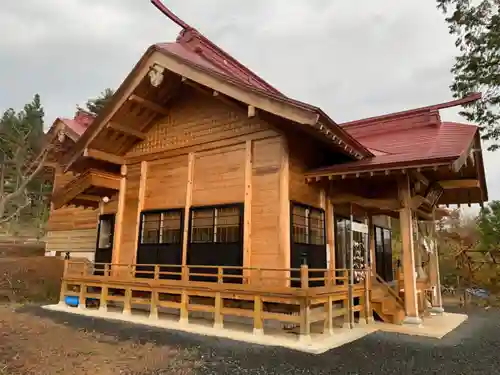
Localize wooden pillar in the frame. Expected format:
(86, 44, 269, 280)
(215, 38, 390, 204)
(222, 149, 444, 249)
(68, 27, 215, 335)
(368, 215, 376, 272)
(181, 153, 195, 273)
(132, 161, 148, 265)
(326, 198, 336, 271)
(111, 165, 127, 273)
(243, 140, 253, 283)
(398, 176, 422, 325)
(429, 213, 444, 314)
(279, 139, 291, 285)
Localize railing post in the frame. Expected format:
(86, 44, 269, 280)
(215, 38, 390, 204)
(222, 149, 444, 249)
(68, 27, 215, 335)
(300, 264, 309, 289)
(154, 265, 160, 280)
(299, 264, 311, 342)
(182, 265, 189, 282)
(78, 283, 86, 310)
(150, 290, 158, 320)
(63, 259, 69, 277)
(99, 285, 108, 312)
(253, 295, 264, 335)
(217, 266, 223, 284)
(214, 292, 223, 329)
(180, 290, 189, 325)
(123, 288, 132, 315)
(324, 295, 333, 335)
(364, 268, 372, 324)
(58, 281, 66, 306)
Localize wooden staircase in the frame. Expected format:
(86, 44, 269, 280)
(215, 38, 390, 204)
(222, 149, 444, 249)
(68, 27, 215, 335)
(371, 274, 405, 324)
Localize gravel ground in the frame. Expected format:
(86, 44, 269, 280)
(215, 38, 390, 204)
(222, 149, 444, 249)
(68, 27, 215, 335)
(7, 304, 500, 374)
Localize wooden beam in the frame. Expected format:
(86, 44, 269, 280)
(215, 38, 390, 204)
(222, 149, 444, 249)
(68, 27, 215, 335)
(76, 194, 101, 203)
(106, 122, 147, 140)
(438, 179, 480, 189)
(243, 140, 253, 283)
(83, 148, 125, 165)
(330, 194, 400, 211)
(411, 170, 429, 187)
(128, 94, 169, 116)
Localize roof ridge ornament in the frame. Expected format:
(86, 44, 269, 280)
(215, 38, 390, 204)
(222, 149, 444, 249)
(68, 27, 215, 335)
(150, 0, 192, 30)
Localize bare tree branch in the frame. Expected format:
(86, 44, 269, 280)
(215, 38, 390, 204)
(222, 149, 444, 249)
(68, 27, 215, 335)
(0, 193, 31, 224)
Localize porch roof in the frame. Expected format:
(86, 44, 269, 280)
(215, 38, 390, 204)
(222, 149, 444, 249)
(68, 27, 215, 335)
(51, 169, 121, 210)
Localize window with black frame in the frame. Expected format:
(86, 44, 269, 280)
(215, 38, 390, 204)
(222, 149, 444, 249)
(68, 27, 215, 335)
(291, 204, 325, 246)
(188, 204, 243, 283)
(290, 203, 326, 287)
(136, 209, 183, 279)
(94, 214, 115, 276)
(374, 226, 393, 281)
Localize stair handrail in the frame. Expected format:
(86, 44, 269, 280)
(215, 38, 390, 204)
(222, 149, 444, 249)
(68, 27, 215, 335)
(373, 272, 404, 307)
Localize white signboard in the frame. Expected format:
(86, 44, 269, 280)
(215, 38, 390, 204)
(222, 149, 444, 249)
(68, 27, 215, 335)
(351, 222, 369, 234)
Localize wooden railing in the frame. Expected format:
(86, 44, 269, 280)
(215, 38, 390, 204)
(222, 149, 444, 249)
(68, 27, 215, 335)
(60, 261, 370, 340)
(373, 272, 404, 308)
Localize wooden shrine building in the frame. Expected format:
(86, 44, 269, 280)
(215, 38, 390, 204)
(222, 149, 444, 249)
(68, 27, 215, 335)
(44, 1, 488, 339)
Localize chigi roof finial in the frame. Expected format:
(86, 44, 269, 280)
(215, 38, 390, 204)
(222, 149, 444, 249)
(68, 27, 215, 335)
(150, 0, 192, 30)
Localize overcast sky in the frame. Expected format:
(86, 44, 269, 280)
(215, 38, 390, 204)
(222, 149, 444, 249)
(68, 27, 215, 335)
(0, 0, 496, 210)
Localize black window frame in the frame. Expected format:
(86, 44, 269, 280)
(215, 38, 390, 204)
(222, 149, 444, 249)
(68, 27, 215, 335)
(139, 208, 184, 246)
(188, 203, 244, 245)
(290, 202, 326, 246)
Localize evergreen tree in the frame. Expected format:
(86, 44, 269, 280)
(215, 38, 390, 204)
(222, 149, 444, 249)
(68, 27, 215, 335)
(437, 1, 500, 150)
(0, 94, 50, 229)
(84, 88, 115, 116)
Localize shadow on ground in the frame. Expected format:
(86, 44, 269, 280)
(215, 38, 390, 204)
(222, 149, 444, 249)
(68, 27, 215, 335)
(20, 304, 500, 375)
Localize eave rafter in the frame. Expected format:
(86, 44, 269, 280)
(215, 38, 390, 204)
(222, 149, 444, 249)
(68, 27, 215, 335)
(105, 122, 147, 141)
(128, 94, 170, 116)
(83, 148, 125, 166)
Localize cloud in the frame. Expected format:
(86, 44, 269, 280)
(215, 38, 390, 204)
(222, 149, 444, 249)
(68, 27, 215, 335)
(0, 0, 497, 205)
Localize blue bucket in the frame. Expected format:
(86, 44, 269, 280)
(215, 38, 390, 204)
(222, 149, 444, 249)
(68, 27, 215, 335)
(65, 295, 79, 307)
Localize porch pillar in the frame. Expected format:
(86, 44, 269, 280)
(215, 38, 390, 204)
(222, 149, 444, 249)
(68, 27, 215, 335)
(429, 214, 444, 314)
(398, 176, 422, 325)
(111, 165, 127, 275)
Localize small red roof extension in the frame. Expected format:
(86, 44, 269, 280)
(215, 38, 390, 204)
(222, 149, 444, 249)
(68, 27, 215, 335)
(306, 95, 481, 176)
(59, 109, 95, 138)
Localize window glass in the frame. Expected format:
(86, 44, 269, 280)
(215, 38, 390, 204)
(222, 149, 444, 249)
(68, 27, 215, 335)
(291, 204, 325, 245)
(98, 217, 113, 249)
(141, 213, 161, 244)
(191, 205, 241, 244)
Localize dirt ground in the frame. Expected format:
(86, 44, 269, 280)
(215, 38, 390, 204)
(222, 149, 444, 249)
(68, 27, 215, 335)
(0, 305, 199, 375)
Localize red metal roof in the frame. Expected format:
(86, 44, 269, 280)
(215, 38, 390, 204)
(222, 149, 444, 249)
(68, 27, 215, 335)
(57, 110, 95, 139)
(307, 119, 479, 175)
